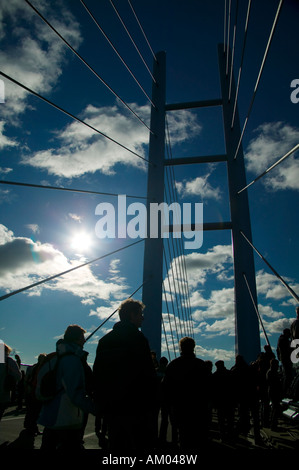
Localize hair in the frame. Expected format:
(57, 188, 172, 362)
(118, 298, 145, 321)
(63, 324, 86, 343)
(179, 336, 196, 354)
(4, 343, 12, 355)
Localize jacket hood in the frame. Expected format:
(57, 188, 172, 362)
(56, 339, 88, 360)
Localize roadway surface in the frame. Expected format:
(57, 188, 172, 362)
(1, 404, 298, 454)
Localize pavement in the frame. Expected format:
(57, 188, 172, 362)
(0, 403, 299, 458)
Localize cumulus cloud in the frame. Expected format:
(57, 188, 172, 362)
(0, 0, 82, 126)
(175, 172, 222, 201)
(163, 243, 297, 349)
(256, 269, 299, 302)
(21, 103, 203, 179)
(245, 122, 299, 191)
(0, 224, 127, 302)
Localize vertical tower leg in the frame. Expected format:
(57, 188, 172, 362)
(141, 51, 166, 358)
(218, 44, 261, 364)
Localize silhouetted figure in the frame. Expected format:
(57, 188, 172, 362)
(157, 356, 170, 447)
(255, 353, 270, 427)
(205, 360, 213, 433)
(212, 360, 235, 442)
(277, 328, 293, 396)
(93, 299, 157, 452)
(0, 344, 22, 422)
(151, 350, 159, 371)
(24, 353, 47, 436)
(290, 306, 299, 340)
(231, 355, 261, 445)
(163, 337, 211, 452)
(266, 358, 283, 431)
(39, 325, 96, 450)
(14, 355, 25, 411)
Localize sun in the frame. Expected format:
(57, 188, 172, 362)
(70, 231, 93, 253)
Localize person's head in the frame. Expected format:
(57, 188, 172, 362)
(159, 356, 168, 367)
(37, 353, 47, 365)
(118, 298, 145, 328)
(179, 336, 196, 355)
(296, 306, 299, 318)
(64, 324, 86, 347)
(4, 344, 12, 356)
(283, 328, 291, 338)
(215, 360, 225, 370)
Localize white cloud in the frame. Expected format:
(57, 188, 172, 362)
(25, 224, 40, 234)
(176, 173, 222, 200)
(21, 103, 203, 179)
(184, 245, 233, 289)
(68, 213, 82, 224)
(166, 110, 202, 145)
(256, 269, 299, 302)
(0, 0, 82, 127)
(245, 122, 299, 191)
(0, 121, 18, 149)
(22, 103, 149, 177)
(0, 224, 127, 302)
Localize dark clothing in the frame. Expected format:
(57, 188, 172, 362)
(163, 353, 210, 452)
(93, 320, 157, 451)
(277, 334, 292, 365)
(277, 334, 293, 395)
(230, 359, 260, 441)
(266, 368, 283, 430)
(212, 367, 235, 440)
(290, 319, 299, 340)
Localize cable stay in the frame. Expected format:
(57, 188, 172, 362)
(231, 0, 252, 129)
(0, 238, 145, 302)
(127, 0, 157, 63)
(164, 243, 185, 338)
(225, 0, 232, 76)
(162, 281, 177, 358)
(163, 249, 181, 344)
(24, 0, 153, 134)
(0, 179, 147, 200)
(0, 70, 150, 165)
(79, 0, 155, 109)
(165, 163, 194, 338)
(161, 315, 172, 361)
(240, 231, 299, 303)
(243, 273, 271, 347)
(223, 0, 227, 54)
(85, 278, 149, 342)
(238, 143, 299, 194)
(109, 0, 157, 85)
(233, 0, 284, 160)
(164, 170, 191, 337)
(165, 116, 194, 338)
(228, 0, 239, 101)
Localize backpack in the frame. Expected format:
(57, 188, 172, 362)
(35, 352, 73, 402)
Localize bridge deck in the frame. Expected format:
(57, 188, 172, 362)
(1, 404, 298, 453)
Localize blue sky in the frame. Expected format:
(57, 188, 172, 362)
(0, 0, 298, 369)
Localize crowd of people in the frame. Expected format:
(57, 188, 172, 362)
(0, 301, 298, 451)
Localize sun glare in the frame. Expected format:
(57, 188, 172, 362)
(71, 231, 92, 253)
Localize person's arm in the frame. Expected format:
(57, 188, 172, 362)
(60, 355, 96, 415)
(7, 356, 22, 383)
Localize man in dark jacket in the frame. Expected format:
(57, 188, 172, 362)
(163, 336, 211, 452)
(93, 298, 157, 452)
